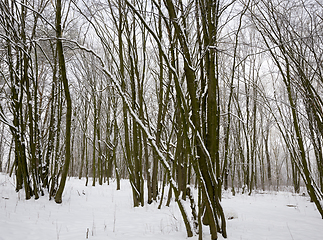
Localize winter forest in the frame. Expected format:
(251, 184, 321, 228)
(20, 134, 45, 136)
(0, 0, 323, 239)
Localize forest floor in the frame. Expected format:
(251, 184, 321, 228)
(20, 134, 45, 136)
(0, 173, 322, 240)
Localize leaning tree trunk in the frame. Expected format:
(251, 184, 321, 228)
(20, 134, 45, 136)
(54, 0, 72, 204)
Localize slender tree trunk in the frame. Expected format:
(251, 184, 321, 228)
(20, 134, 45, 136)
(55, 0, 72, 204)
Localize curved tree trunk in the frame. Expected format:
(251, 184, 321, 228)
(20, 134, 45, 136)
(55, 0, 72, 204)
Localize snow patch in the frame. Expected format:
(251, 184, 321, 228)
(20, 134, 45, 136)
(1, 174, 323, 240)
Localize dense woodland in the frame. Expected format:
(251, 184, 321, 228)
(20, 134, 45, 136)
(0, 0, 323, 239)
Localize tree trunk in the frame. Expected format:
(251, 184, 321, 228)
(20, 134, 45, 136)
(55, 0, 72, 204)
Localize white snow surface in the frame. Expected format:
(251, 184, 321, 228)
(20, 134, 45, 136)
(0, 173, 322, 240)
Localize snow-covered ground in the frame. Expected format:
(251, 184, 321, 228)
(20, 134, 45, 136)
(0, 173, 322, 240)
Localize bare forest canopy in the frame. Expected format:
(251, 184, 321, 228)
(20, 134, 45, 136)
(0, 0, 323, 239)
